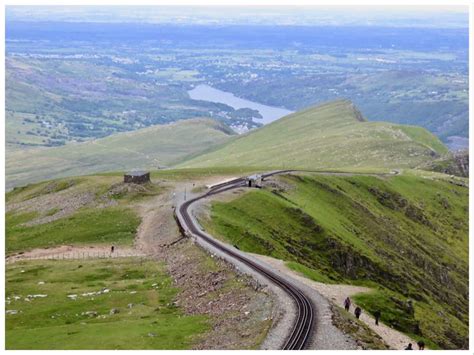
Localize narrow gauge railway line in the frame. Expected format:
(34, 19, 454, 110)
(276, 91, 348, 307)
(175, 170, 314, 350)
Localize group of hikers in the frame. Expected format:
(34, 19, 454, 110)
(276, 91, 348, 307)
(343, 297, 366, 321)
(343, 297, 425, 350)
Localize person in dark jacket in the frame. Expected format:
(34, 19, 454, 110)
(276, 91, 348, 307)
(374, 310, 381, 325)
(354, 306, 362, 319)
(344, 297, 351, 311)
(417, 340, 425, 350)
(405, 343, 413, 350)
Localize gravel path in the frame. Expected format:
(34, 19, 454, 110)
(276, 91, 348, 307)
(253, 254, 419, 350)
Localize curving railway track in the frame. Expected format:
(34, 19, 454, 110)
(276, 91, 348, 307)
(175, 170, 314, 350)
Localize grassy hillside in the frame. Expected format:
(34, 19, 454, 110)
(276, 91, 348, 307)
(6, 118, 235, 189)
(181, 100, 448, 170)
(5, 175, 161, 253)
(5, 171, 274, 350)
(6, 207, 140, 254)
(201, 172, 468, 349)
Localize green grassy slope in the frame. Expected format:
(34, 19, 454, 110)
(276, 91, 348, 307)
(6, 207, 140, 253)
(6, 175, 160, 253)
(6, 258, 208, 349)
(180, 100, 448, 170)
(201, 172, 468, 349)
(6, 118, 235, 189)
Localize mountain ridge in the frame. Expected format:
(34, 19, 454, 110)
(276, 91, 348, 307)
(180, 99, 448, 170)
(6, 117, 235, 189)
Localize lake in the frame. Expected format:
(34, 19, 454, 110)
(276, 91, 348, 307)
(188, 84, 293, 125)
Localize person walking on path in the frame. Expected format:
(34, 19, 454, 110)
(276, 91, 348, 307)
(344, 297, 351, 311)
(374, 310, 381, 325)
(111, 245, 115, 254)
(405, 343, 413, 350)
(354, 306, 362, 319)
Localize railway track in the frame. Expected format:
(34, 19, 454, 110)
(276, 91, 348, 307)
(175, 170, 314, 350)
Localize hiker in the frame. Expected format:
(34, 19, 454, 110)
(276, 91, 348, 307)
(374, 310, 381, 325)
(344, 297, 351, 311)
(111, 245, 115, 253)
(417, 341, 425, 350)
(354, 306, 362, 319)
(405, 343, 413, 350)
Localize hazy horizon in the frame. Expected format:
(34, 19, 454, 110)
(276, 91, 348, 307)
(6, 5, 469, 28)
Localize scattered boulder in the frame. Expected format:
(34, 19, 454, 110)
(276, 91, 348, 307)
(82, 311, 98, 317)
(25, 294, 48, 300)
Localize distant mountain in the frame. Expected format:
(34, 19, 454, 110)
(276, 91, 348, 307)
(180, 100, 448, 170)
(6, 118, 235, 189)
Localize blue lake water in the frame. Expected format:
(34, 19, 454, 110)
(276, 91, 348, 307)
(188, 84, 293, 125)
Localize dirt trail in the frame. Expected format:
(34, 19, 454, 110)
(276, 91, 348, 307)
(7, 245, 144, 263)
(252, 254, 419, 350)
(133, 181, 187, 252)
